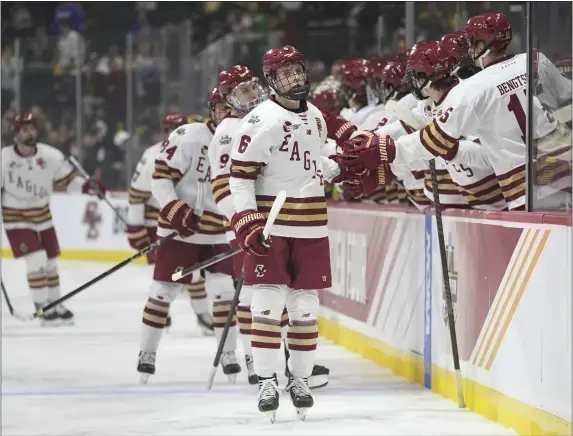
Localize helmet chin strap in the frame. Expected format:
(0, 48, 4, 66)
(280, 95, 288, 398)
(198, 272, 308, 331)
(476, 48, 491, 70)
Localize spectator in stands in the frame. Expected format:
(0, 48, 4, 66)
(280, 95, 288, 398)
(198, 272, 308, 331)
(27, 25, 53, 67)
(52, 2, 86, 34)
(55, 19, 85, 74)
(1, 44, 21, 116)
(8, 2, 33, 38)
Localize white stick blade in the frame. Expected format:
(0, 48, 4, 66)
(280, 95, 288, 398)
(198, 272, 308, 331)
(263, 190, 287, 238)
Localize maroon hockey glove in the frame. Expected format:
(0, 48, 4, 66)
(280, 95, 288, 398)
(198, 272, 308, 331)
(322, 111, 358, 147)
(231, 210, 271, 256)
(341, 132, 396, 174)
(160, 200, 200, 238)
(328, 154, 354, 184)
(82, 179, 107, 199)
(341, 164, 394, 198)
(126, 225, 151, 250)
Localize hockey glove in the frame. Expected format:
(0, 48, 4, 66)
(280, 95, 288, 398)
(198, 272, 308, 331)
(231, 210, 271, 256)
(82, 179, 107, 199)
(328, 154, 354, 184)
(322, 111, 357, 147)
(160, 200, 200, 238)
(126, 225, 156, 264)
(341, 132, 396, 174)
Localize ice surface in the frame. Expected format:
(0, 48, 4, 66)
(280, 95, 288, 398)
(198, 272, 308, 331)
(2, 259, 517, 435)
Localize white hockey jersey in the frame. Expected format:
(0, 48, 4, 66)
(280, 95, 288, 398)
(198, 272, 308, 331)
(536, 51, 572, 112)
(393, 53, 565, 210)
(229, 98, 340, 239)
(340, 104, 381, 128)
(208, 115, 243, 242)
(151, 121, 229, 244)
(128, 142, 161, 227)
(415, 90, 507, 210)
(2, 143, 84, 231)
(359, 104, 392, 131)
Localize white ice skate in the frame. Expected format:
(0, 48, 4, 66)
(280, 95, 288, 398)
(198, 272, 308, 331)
(220, 351, 241, 383)
(137, 351, 156, 384)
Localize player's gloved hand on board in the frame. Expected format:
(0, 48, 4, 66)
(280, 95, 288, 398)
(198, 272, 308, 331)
(126, 225, 156, 264)
(160, 200, 200, 238)
(82, 179, 107, 199)
(340, 132, 396, 174)
(231, 210, 271, 256)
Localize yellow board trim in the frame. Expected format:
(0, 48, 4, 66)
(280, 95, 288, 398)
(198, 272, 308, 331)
(318, 317, 571, 436)
(2, 248, 147, 264)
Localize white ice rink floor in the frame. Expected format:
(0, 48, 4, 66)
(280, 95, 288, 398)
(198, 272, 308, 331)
(2, 259, 517, 435)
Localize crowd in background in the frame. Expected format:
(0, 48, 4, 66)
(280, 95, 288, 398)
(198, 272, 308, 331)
(1, 1, 570, 209)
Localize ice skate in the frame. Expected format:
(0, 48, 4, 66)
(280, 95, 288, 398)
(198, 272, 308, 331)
(245, 355, 258, 385)
(197, 313, 214, 336)
(35, 303, 59, 327)
(286, 375, 313, 421)
(285, 362, 330, 390)
(257, 375, 279, 423)
(55, 304, 74, 326)
(137, 351, 156, 384)
(220, 351, 241, 383)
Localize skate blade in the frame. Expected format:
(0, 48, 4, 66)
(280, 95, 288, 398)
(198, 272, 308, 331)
(264, 410, 276, 423)
(296, 407, 309, 421)
(40, 320, 61, 327)
(59, 319, 75, 326)
(139, 373, 151, 384)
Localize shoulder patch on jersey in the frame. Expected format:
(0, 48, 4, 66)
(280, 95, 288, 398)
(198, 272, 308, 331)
(176, 127, 185, 135)
(248, 115, 260, 124)
(219, 135, 232, 145)
(36, 157, 46, 169)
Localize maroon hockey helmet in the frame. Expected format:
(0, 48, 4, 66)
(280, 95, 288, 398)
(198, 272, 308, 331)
(405, 40, 453, 100)
(379, 61, 409, 103)
(465, 12, 512, 55)
(13, 112, 36, 133)
(262, 45, 311, 101)
(217, 65, 267, 113)
(163, 112, 187, 133)
(440, 31, 477, 78)
(339, 59, 371, 98)
(311, 87, 344, 115)
(207, 86, 229, 126)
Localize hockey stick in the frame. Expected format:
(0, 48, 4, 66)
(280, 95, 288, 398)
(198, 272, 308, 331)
(387, 99, 465, 408)
(207, 270, 244, 389)
(428, 160, 465, 408)
(171, 190, 288, 282)
(68, 155, 129, 226)
(1, 280, 29, 321)
(29, 233, 178, 320)
(28, 180, 207, 320)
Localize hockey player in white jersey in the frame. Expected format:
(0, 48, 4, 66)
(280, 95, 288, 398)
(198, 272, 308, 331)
(227, 45, 356, 421)
(403, 40, 506, 210)
(340, 12, 570, 210)
(209, 66, 332, 389)
(127, 112, 214, 334)
(208, 66, 269, 385)
(136, 93, 241, 384)
(2, 113, 107, 325)
(339, 59, 382, 126)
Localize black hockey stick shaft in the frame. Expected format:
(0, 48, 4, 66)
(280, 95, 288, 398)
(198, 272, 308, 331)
(32, 232, 177, 318)
(2, 280, 15, 315)
(207, 271, 244, 389)
(429, 160, 465, 408)
(68, 155, 129, 226)
(173, 246, 242, 281)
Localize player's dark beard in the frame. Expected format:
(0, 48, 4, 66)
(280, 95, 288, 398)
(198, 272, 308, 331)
(20, 136, 38, 147)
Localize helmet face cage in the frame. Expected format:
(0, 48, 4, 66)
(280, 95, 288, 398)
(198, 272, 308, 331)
(265, 61, 311, 101)
(404, 69, 430, 100)
(227, 77, 268, 114)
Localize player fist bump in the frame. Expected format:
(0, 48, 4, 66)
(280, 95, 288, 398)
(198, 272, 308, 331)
(342, 164, 394, 199)
(160, 200, 199, 237)
(81, 179, 107, 198)
(231, 210, 271, 256)
(341, 132, 396, 174)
